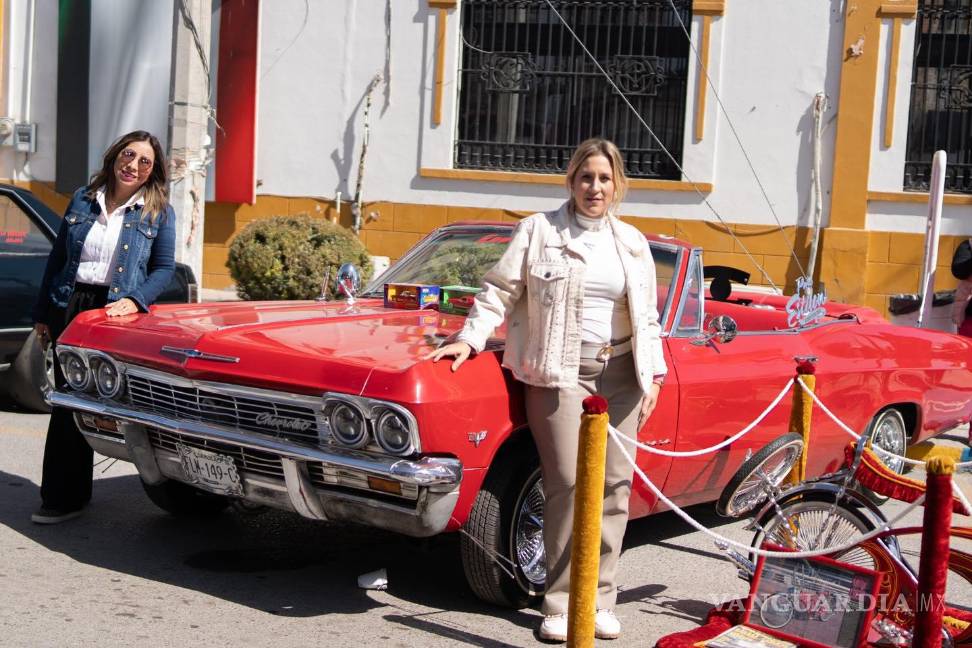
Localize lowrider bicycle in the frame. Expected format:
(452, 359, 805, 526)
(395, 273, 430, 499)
(49, 222, 972, 608)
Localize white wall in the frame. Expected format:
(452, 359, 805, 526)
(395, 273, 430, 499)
(256, 0, 845, 226)
(88, 0, 174, 174)
(0, 0, 58, 183)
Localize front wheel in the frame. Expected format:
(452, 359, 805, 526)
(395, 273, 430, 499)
(716, 433, 804, 518)
(460, 460, 545, 608)
(864, 409, 909, 503)
(8, 331, 54, 413)
(141, 479, 230, 517)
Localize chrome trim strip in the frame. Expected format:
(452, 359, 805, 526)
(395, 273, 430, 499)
(0, 327, 33, 335)
(160, 346, 240, 363)
(282, 457, 329, 520)
(671, 248, 705, 338)
(52, 390, 461, 487)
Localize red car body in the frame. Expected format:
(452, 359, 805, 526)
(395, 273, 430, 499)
(51, 222, 972, 606)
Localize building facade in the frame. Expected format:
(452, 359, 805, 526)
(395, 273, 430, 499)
(1, 0, 970, 316)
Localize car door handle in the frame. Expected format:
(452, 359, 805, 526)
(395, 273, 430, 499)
(642, 438, 671, 446)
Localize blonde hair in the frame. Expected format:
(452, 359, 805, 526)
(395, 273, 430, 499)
(86, 130, 169, 224)
(564, 138, 629, 213)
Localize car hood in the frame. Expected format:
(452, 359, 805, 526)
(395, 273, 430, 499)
(62, 299, 469, 395)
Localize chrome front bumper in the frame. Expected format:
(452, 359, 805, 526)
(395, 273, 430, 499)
(52, 390, 462, 537)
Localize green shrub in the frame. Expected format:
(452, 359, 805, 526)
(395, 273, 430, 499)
(227, 215, 373, 300)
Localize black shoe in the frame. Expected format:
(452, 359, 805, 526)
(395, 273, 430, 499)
(31, 506, 84, 524)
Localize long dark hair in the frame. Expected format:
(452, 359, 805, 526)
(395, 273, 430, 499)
(86, 130, 169, 223)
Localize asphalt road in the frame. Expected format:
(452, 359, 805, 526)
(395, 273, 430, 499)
(1, 400, 969, 648)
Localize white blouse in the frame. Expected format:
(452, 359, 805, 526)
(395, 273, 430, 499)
(75, 189, 144, 286)
(569, 212, 632, 344)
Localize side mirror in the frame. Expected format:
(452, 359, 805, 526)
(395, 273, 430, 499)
(335, 263, 361, 305)
(709, 315, 738, 343)
(691, 314, 738, 346)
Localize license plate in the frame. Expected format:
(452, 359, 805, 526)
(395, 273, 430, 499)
(177, 444, 243, 497)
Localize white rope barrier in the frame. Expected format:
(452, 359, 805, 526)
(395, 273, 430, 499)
(795, 378, 972, 470)
(609, 426, 928, 559)
(616, 378, 794, 457)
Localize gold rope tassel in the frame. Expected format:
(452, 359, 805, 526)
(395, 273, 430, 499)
(566, 395, 609, 648)
(785, 362, 816, 486)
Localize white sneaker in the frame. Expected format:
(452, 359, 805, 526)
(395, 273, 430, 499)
(538, 614, 568, 642)
(595, 609, 621, 640)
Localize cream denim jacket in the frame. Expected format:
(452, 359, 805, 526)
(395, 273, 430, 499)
(458, 202, 667, 392)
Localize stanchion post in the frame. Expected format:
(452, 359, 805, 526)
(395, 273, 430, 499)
(566, 395, 609, 648)
(912, 456, 955, 648)
(786, 359, 816, 485)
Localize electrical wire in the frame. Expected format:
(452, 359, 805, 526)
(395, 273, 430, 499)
(541, 0, 780, 293)
(663, 0, 808, 278)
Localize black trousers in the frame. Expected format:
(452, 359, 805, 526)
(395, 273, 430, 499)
(40, 283, 109, 510)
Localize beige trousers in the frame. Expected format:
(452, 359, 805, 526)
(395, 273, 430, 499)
(525, 352, 642, 615)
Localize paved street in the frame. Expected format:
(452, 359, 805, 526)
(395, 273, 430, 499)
(1, 401, 969, 647)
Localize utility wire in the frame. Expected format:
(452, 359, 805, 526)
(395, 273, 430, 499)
(542, 0, 780, 292)
(663, 0, 807, 278)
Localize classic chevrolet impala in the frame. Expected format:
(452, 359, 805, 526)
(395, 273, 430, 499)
(50, 222, 972, 608)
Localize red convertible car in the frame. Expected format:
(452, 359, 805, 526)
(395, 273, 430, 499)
(49, 222, 972, 608)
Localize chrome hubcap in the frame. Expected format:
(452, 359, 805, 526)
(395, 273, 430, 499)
(514, 472, 546, 587)
(871, 412, 906, 474)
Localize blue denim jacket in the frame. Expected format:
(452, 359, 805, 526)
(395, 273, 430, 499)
(32, 187, 176, 323)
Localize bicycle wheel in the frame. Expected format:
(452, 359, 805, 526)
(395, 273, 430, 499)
(759, 592, 794, 629)
(716, 433, 805, 518)
(752, 499, 878, 570)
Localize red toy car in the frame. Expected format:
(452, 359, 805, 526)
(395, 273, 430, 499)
(50, 222, 972, 608)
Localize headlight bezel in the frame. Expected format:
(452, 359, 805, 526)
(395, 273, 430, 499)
(374, 408, 416, 455)
(89, 351, 125, 399)
(57, 348, 91, 391)
(327, 401, 369, 449)
(322, 394, 420, 456)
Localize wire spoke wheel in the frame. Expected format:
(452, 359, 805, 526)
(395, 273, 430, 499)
(717, 433, 804, 518)
(512, 471, 546, 588)
(754, 500, 877, 571)
(869, 409, 907, 475)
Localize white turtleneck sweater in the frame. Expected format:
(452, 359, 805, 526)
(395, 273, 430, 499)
(568, 212, 632, 345)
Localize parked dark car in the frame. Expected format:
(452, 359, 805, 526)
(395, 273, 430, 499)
(0, 184, 197, 411)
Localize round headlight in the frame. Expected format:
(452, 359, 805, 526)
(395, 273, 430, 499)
(62, 352, 89, 390)
(93, 357, 123, 398)
(329, 403, 367, 448)
(375, 409, 413, 455)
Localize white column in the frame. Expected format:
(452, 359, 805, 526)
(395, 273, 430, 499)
(167, 0, 213, 295)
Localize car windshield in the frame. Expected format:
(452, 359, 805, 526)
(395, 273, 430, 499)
(363, 226, 680, 320)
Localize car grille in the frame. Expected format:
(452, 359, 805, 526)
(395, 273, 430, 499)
(148, 428, 285, 480)
(126, 372, 323, 445)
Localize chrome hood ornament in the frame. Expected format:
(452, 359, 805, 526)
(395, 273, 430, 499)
(336, 263, 361, 306)
(161, 346, 240, 364)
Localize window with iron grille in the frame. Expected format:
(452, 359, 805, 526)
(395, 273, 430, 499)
(904, 0, 972, 193)
(455, 0, 691, 179)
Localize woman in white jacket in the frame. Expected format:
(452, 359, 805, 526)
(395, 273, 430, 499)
(429, 139, 667, 642)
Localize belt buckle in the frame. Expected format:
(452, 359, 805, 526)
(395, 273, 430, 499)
(595, 344, 613, 395)
(596, 344, 614, 363)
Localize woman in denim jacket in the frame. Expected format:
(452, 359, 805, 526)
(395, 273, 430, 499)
(30, 130, 175, 524)
(428, 139, 666, 642)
